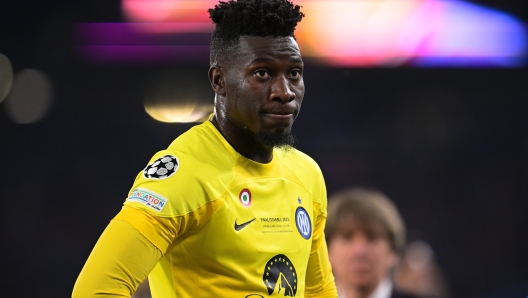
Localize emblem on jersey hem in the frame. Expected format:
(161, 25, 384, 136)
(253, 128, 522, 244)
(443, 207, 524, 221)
(262, 254, 297, 296)
(234, 218, 256, 231)
(128, 188, 168, 212)
(143, 154, 179, 179)
(239, 188, 252, 207)
(295, 207, 312, 240)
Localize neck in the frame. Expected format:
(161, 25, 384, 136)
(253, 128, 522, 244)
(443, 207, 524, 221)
(337, 278, 392, 298)
(211, 114, 273, 163)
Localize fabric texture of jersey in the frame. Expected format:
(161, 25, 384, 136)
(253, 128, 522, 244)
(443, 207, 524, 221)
(120, 119, 336, 297)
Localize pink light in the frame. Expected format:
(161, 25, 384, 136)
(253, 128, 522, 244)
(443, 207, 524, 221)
(127, 22, 213, 34)
(122, 0, 218, 23)
(412, 1, 527, 66)
(296, 0, 427, 67)
(295, 0, 526, 67)
(96, 0, 527, 66)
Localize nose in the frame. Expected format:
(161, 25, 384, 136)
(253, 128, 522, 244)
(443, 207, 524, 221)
(348, 235, 371, 255)
(270, 76, 295, 103)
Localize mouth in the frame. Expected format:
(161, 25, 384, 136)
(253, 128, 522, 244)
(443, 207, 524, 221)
(259, 105, 298, 129)
(261, 112, 295, 128)
(265, 113, 294, 119)
(262, 109, 296, 119)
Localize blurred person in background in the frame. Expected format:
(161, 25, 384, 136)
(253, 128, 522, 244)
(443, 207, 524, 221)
(393, 240, 450, 298)
(326, 187, 431, 298)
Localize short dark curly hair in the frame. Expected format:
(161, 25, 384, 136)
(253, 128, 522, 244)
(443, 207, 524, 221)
(208, 0, 305, 66)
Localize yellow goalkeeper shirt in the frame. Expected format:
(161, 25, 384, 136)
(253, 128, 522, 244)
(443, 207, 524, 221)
(92, 119, 336, 297)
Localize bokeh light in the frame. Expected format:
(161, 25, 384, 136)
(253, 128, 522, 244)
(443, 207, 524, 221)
(86, 0, 527, 67)
(0, 53, 13, 103)
(143, 70, 213, 123)
(295, 0, 527, 67)
(145, 103, 213, 123)
(122, 0, 215, 23)
(296, 0, 424, 67)
(5, 69, 54, 124)
(122, 0, 216, 33)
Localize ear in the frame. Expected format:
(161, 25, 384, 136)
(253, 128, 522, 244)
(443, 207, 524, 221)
(208, 66, 226, 95)
(389, 251, 400, 269)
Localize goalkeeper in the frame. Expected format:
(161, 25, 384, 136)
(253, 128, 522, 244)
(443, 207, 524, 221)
(72, 0, 337, 297)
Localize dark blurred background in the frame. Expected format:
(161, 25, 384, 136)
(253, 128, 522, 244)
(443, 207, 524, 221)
(1, 0, 527, 297)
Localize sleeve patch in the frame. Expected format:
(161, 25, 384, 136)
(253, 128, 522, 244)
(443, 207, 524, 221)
(143, 154, 179, 179)
(128, 188, 168, 212)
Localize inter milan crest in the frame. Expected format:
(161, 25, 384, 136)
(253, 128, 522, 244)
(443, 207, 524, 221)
(295, 207, 312, 240)
(262, 254, 297, 297)
(143, 155, 179, 179)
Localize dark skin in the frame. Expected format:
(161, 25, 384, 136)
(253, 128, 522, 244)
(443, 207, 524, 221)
(208, 36, 305, 163)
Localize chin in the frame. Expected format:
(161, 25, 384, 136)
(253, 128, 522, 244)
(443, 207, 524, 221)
(345, 270, 376, 285)
(256, 129, 296, 149)
(350, 277, 377, 291)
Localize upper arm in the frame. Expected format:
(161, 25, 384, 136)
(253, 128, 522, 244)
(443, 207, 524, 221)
(72, 219, 162, 298)
(304, 205, 338, 297)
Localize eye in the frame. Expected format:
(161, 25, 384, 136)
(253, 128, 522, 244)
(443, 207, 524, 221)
(289, 69, 302, 79)
(339, 231, 354, 241)
(254, 69, 270, 79)
(366, 232, 383, 243)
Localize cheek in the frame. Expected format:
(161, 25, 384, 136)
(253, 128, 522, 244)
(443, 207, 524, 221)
(294, 85, 305, 113)
(328, 241, 351, 263)
(374, 246, 398, 270)
(384, 251, 398, 268)
(296, 80, 305, 96)
(328, 244, 346, 273)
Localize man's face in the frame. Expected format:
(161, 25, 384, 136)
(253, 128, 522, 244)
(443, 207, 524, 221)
(219, 35, 305, 148)
(328, 221, 398, 292)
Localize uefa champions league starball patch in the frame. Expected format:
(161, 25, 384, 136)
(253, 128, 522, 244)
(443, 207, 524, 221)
(239, 188, 252, 207)
(143, 154, 179, 179)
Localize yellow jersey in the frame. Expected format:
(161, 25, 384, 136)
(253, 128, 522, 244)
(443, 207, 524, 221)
(116, 119, 336, 297)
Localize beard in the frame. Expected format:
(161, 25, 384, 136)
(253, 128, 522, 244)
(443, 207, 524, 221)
(256, 129, 296, 150)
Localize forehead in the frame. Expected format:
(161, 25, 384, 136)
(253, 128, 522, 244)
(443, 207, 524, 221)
(233, 36, 302, 64)
(335, 219, 389, 237)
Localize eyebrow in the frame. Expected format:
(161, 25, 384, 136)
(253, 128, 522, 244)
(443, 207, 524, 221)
(249, 56, 303, 65)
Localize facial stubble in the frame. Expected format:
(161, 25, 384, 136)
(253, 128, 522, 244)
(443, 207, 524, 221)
(255, 129, 297, 151)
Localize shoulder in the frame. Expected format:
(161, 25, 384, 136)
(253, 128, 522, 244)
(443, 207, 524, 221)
(168, 121, 220, 152)
(275, 147, 328, 211)
(166, 121, 237, 172)
(275, 147, 323, 176)
(126, 122, 236, 216)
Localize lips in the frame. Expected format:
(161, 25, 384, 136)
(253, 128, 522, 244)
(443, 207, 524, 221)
(260, 106, 298, 126)
(266, 112, 294, 118)
(262, 108, 296, 116)
(262, 112, 295, 124)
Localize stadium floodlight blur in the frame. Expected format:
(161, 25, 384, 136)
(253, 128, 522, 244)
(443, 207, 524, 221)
(144, 103, 212, 123)
(76, 0, 527, 67)
(295, 0, 527, 67)
(143, 70, 214, 123)
(0, 53, 13, 103)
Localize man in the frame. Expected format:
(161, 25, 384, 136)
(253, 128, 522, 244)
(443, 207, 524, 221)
(326, 188, 421, 298)
(72, 0, 337, 297)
